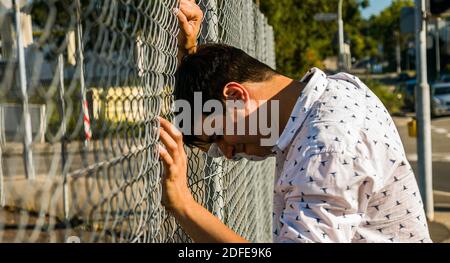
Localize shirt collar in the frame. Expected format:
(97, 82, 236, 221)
(272, 67, 329, 153)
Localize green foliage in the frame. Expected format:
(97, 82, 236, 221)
(366, 0, 414, 71)
(258, 0, 414, 77)
(259, 0, 375, 79)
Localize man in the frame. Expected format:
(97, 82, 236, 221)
(158, 0, 431, 243)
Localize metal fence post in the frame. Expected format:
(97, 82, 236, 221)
(199, 0, 219, 43)
(75, 0, 91, 147)
(13, 0, 35, 180)
(198, 0, 224, 221)
(415, 0, 434, 221)
(58, 54, 69, 220)
(0, 139, 4, 207)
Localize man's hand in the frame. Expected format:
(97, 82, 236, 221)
(158, 117, 248, 243)
(158, 117, 194, 213)
(176, 0, 203, 55)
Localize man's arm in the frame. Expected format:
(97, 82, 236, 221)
(158, 117, 248, 243)
(176, 0, 202, 63)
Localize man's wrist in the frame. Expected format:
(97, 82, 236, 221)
(169, 192, 197, 219)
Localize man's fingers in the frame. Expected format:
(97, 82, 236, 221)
(176, 10, 192, 34)
(159, 117, 184, 146)
(179, 1, 202, 21)
(176, 6, 188, 23)
(158, 144, 173, 166)
(159, 117, 186, 159)
(159, 128, 180, 160)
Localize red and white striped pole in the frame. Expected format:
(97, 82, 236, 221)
(82, 97, 92, 141)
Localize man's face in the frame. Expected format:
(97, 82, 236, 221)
(176, 81, 279, 160)
(205, 133, 270, 160)
(193, 103, 275, 160)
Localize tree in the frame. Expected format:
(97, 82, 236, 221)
(365, 0, 414, 71)
(259, 0, 373, 78)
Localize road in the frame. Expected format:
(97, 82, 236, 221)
(393, 116, 450, 208)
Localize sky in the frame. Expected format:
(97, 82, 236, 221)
(361, 0, 393, 19)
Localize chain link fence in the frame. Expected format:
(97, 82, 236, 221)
(0, 0, 276, 243)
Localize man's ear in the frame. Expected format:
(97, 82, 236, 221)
(223, 82, 250, 102)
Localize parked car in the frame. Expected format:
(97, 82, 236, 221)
(437, 74, 450, 83)
(395, 80, 450, 117)
(432, 82, 450, 117)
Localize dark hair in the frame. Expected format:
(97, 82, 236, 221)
(175, 43, 277, 148)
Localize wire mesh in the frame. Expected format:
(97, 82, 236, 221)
(0, 0, 276, 243)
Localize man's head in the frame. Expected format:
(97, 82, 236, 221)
(175, 44, 282, 159)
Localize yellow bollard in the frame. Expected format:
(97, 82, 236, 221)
(408, 118, 417, 138)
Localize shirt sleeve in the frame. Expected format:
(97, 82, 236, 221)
(275, 151, 379, 243)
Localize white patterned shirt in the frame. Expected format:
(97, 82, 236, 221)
(272, 68, 432, 243)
